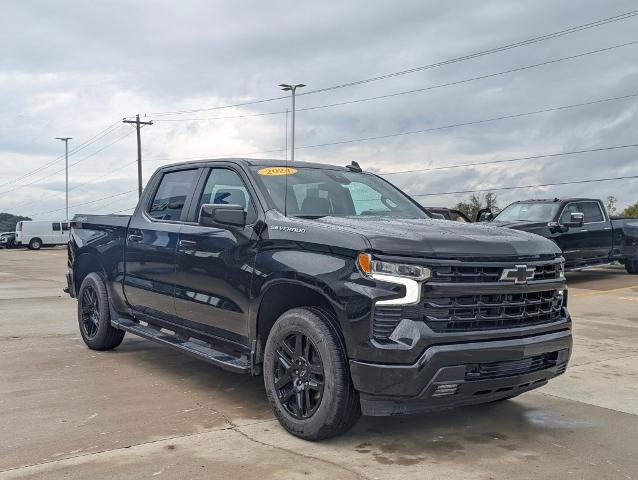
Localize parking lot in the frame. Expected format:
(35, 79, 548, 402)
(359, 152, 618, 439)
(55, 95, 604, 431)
(1, 248, 637, 479)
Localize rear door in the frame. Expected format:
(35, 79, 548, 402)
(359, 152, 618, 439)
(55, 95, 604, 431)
(123, 167, 201, 320)
(61, 222, 70, 244)
(51, 222, 63, 244)
(556, 201, 612, 262)
(173, 166, 258, 344)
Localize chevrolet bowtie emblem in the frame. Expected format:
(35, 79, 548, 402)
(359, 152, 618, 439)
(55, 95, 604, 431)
(500, 265, 536, 284)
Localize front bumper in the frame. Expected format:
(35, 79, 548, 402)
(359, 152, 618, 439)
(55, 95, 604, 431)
(350, 329, 571, 416)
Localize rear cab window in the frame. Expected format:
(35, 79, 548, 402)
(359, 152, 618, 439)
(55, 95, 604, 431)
(147, 169, 199, 221)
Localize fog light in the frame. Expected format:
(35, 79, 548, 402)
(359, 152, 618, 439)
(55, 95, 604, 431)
(432, 383, 460, 397)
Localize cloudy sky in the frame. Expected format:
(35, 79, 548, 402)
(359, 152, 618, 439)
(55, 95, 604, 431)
(1, 0, 637, 220)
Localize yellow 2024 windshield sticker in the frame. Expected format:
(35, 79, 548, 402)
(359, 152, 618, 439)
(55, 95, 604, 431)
(258, 167, 297, 176)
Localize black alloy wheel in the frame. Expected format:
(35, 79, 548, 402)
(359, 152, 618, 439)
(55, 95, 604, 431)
(263, 307, 361, 440)
(274, 331, 325, 419)
(80, 285, 100, 338)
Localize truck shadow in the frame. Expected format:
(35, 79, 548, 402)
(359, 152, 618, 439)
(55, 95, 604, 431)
(566, 266, 637, 291)
(114, 337, 589, 465)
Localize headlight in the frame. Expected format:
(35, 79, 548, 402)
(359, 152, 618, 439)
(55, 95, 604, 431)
(357, 252, 431, 281)
(357, 253, 430, 306)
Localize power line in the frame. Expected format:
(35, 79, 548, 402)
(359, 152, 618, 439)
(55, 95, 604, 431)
(379, 143, 638, 175)
(144, 148, 286, 163)
(0, 121, 122, 189)
(410, 174, 638, 197)
(153, 110, 286, 122)
(295, 92, 638, 151)
(0, 128, 135, 198)
(148, 10, 638, 117)
(299, 10, 638, 96)
(152, 40, 638, 124)
(110, 205, 137, 214)
(8, 160, 139, 212)
(34, 189, 138, 216)
(143, 92, 638, 164)
(296, 40, 638, 114)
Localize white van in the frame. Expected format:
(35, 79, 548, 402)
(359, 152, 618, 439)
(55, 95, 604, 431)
(15, 221, 70, 250)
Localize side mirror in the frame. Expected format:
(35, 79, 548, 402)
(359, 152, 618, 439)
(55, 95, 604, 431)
(476, 208, 493, 222)
(562, 212, 584, 228)
(199, 204, 246, 228)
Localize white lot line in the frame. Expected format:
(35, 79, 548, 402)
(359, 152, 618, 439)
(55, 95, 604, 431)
(618, 296, 638, 302)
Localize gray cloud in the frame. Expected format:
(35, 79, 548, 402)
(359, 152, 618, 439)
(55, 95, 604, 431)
(1, 0, 637, 219)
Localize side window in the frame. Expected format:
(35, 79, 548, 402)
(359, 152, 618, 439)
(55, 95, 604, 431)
(62, 222, 70, 231)
(52, 222, 61, 231)
(579, 202, 604, 223)
(560, 202, 604, 224)
(197, 168, 256, 224)
(148, 169, 199, 221)
(560, 203, 578, 223)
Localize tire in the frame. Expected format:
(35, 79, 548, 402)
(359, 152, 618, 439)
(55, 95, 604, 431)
(77, 272, 125, 350)
(626, 260, 638, 275)
(28, 238, 42, 250)
(263, 307, 361, 440)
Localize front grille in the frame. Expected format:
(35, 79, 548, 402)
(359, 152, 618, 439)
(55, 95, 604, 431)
(465, 352, 559, 380)
(372, 289, 564, 339)
(371, 259, 566, 341)
(420, 289, 564, 332)
(431, 265, 502, 283)
(430, 262, 563, 283)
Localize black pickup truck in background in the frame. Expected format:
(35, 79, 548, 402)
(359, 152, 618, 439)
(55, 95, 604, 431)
(478, 198, 638, 273)
(65, 159, 572, 440)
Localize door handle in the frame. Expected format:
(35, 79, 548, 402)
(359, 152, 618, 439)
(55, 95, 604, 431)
(178, 239, 197, 249)
(128, 232, 144, 243)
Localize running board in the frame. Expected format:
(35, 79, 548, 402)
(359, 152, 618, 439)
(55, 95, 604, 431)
(111, 318, 251, 374)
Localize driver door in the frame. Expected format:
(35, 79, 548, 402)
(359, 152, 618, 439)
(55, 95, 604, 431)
(555, 201, 612, 262)
(173, 166, 259, 344)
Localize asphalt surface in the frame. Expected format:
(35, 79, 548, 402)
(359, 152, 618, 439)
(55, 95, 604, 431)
(1, 248, 637, 479)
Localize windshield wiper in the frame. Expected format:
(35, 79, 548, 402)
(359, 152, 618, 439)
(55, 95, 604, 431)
(294, 215, 326, 219)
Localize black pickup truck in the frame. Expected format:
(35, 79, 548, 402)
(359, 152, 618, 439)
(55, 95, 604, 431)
(65, 159, 572, 440)
(478, 198, 638, 273)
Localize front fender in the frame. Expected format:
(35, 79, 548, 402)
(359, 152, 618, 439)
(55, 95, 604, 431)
(249, 248, 404, 359)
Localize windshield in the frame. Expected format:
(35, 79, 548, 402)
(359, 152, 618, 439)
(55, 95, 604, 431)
(495, 202, 559, 222)
(251, 166, 429, 219)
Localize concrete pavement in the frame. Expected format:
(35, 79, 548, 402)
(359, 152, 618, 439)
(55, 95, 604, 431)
(1, 249, 637, 479)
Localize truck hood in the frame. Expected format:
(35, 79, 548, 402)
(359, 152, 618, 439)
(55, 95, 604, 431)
(307, 216, 560, 258)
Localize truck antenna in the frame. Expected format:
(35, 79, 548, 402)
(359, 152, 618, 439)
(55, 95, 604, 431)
(284, 108, 289, 217)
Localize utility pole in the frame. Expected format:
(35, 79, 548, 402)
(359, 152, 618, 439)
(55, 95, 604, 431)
(55, 137, 72, 221)
(279, 84, 306, 161)
(123, 114, 153, 198)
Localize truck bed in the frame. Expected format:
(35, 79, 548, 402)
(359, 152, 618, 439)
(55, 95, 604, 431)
(72, 213, 132, 229)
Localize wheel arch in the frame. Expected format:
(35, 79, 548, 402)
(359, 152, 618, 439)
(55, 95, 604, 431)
(253, 280, 347, 364)
(73, 249, 106, 292)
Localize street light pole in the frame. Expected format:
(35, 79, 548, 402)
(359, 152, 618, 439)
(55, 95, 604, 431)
(279, 83, 306, 161)
(56, 137, 72, 221)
